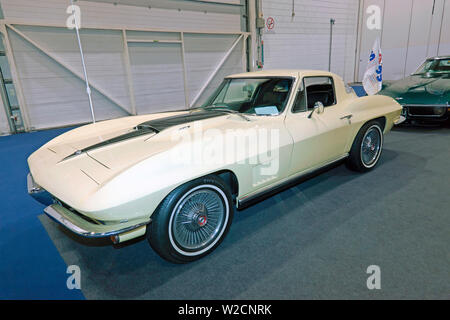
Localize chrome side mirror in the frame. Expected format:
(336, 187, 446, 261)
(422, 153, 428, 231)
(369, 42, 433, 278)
(308, 102, 325, 119)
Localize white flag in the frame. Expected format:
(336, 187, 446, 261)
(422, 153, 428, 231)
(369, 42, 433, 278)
(363, 38, 383, 95)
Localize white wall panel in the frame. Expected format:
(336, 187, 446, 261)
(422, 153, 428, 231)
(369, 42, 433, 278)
(184, 33, 244, 107)
(0, 0, 245, 130)
(359, 0, 449, 81)
(7, 27, 127, 129)
(404, 0, 435, 75)
(357, 0, 384, 81)
(438, 0, 450, 56)
(380, 0, 412, 80)
(87, 0, 242, 13)
(0, 0, 241, 33)
(14, 26, 131, 110)
(427, 0, 445, 58)
(129, 41, 186, 113)
(261, 0, 359, 83)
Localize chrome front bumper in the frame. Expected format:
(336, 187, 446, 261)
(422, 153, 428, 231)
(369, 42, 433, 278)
(43, 204, 150, 240)
(28, 172, 150, 242)
(394, 115, 406, 125)
(27, 173, 53, 206)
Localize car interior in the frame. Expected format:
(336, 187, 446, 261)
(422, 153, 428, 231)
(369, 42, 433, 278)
(435, 60, 450, 72)
(238, 79, 292, 114)
(292, 78, 336, 113)
(305, 83, 336, 109)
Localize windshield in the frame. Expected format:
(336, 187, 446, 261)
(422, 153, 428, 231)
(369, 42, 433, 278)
(202, 77, 294, 116)
(414, 58, 450, 75)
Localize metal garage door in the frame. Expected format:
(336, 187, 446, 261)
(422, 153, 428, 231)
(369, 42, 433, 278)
(261, 0, 360, 83)
(0, 0, 247, 131)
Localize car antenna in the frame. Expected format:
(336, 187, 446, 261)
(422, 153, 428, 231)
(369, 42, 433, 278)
(69, 0, 96, 123)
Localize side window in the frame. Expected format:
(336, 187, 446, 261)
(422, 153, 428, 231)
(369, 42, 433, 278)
(292, 80, 307, 113)
(303, 76, 336, 110)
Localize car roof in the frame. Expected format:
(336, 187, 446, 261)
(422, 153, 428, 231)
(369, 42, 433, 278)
(226, 69, 336, 79)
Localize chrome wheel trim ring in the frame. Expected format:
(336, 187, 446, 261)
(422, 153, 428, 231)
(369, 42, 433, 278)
(168, 184, 229, 257)
(360, 125, 383, 168)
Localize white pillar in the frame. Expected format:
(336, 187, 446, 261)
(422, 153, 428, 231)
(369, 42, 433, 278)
(248, 0, 257, 71)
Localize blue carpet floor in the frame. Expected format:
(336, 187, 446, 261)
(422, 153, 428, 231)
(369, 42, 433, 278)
(1, 117, 449, 299)
(0, 128, 85, 299)
(36, 125, 450, 299)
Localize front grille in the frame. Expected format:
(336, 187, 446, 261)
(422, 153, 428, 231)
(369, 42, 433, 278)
(405, 105, 447, 117)
(408, 106, 435, 116)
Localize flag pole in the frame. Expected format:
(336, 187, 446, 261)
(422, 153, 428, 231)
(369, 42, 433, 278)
(70, 0, 95, 123)
(328, 18, 335, 72)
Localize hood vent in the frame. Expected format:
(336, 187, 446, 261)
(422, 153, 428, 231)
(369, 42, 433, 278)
(61, 125, 157, 162)
(60, 109, 227, 162)
(138, 110, 227, 132)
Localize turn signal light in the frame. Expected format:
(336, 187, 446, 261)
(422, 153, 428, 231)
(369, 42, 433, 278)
(110, 235, 119, 244)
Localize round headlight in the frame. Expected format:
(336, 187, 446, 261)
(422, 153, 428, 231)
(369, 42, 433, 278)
(433, 107, 445, 116)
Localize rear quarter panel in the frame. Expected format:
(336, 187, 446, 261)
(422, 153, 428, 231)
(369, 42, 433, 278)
(344, 95, 402, 151)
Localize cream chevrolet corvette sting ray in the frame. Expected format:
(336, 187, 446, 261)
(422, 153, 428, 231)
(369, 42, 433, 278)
(28, 70, 403, 263)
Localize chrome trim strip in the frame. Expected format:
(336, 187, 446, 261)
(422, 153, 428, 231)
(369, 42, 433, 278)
(402, 104, 449, 108)
(86, 153, 110, 170)
(44, 205, 151, 238)
(80, 168, 100, 185)
(27, 173, 54, 206)
(237, 154, 348, 208)
(27, 172, 43, 194)
(394, 116, 406, 125)
(408, 113, 444, 118)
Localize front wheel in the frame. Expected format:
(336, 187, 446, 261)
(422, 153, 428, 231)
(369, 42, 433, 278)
(347, 121, 384, 172)
(147, 175, 234, 263)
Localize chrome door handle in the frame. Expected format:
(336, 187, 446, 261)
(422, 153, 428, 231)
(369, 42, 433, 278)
(340, 114, 353, 120)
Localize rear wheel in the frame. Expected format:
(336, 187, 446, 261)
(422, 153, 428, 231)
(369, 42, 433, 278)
(147, 175, 234, 263)
(347, 121, 384, 172)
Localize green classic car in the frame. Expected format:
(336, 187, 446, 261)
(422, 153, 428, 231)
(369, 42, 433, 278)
(379, 56, 450, 124)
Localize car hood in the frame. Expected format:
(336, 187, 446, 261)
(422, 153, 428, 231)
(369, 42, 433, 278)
(379, 74, 450, 105)
(28, 109, 257, 204)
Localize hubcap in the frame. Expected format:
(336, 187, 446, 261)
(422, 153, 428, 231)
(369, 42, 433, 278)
(361, 126, 382, 167)
(172, 188, 226, 251)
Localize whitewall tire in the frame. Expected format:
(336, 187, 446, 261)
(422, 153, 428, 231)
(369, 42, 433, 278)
(147, 175, 234, 263)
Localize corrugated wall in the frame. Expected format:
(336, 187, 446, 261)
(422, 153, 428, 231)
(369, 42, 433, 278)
(261, 0, 360, 83)
(0, 0, 245, 130)
(1, 0, 242, 33)
(185, 33, 245, 107)
(439, 0, 450, 56)
(358, 0, 450, 81)
(8, 26, 129, 129)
